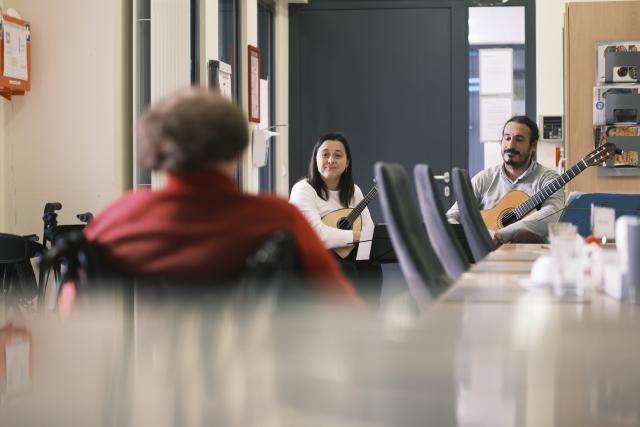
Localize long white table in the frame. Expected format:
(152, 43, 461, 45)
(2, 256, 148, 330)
(1, 243, 638, 426)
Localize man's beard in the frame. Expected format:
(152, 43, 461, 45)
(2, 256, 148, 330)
(503, 150, 531, 169)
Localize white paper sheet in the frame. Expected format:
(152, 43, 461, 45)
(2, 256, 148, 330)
(480, 96, 512, 142)
(479, 48, 513, 95)
(356, 224, 375, 261)
(591, 205, 616, 240)
(217, 60, 232, 100)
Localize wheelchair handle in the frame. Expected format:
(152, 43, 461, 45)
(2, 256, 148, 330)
(44, 202, 62, 214)
(76, 212, 94, 223)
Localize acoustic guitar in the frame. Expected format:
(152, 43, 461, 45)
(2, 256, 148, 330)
(321, 184, 378, 258)
(480, 142, 617, 232)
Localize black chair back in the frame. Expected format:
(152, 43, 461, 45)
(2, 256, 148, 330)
(374, 162, 451, 310)
(0, 233, 43, 303)
(451, 168, 496, 262)
(414, 164, 470, 279)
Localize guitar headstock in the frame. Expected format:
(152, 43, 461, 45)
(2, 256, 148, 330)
(584, 142, 617, 167)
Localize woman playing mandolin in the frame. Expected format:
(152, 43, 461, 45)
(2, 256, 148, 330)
(290, 132, 381, 302)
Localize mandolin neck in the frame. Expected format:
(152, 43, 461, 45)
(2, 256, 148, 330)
(345, 186, 378, 225)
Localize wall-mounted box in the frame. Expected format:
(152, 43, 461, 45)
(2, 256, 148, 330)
(539, 115, 563, 143)
(594, 126, 640, 167)
(592, 88, 640, 127)
(605, 52, 640, 83)
(595, 128, 640, 177)
(593, 85, 640, 125)
(606, 93, 640, 124)
(596, 41, 640, 84)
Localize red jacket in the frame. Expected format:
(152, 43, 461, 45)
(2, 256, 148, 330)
(85, 170, 360, 303)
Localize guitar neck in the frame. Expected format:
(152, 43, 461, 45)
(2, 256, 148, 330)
(512, 159, 588, 221)
(345, 186, 378, 224)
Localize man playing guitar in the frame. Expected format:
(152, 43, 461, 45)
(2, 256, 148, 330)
(446, 116, 563, 244)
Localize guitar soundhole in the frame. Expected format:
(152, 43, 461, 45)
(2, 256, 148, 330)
(501, 211, 517, 227)
(337, 217, 352, 230)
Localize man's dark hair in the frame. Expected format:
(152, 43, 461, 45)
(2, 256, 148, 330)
(503, 115, 540, 144)
(137, 88, 249, 173)
(307, 132, 355, 208)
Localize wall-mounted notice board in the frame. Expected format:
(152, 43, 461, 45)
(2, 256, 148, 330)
(0, 13, 31, 100)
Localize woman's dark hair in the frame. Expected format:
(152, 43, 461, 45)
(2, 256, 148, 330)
(307, 132, 355, 208)
(503, 115, 540, 144)
(138, 87, 249, 174)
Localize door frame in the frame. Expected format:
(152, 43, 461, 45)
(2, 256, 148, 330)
(466, 0, 536, 118)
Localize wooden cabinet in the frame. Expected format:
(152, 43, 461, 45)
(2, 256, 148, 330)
(564, 0, 640, 194)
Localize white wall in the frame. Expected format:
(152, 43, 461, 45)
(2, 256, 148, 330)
(534, 0, 567, 169)
(274, 0, 293, 196)
(240, 0, 260, 192)
(535, 0, 567, 121)
(0, 0, 130, 235)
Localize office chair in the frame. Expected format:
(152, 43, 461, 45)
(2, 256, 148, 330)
(0, 233, 44, 305)
(374, 162, 451, 310)
(414, 164, 470, 280)
(451, 168, 496, 262)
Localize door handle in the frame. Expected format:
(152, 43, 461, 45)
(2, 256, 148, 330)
(433, 171, 450, 183)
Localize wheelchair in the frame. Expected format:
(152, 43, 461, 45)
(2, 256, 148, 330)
(40, 229, 305, 314)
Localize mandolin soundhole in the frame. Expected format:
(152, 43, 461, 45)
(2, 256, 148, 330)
(337, 217, 352, 230)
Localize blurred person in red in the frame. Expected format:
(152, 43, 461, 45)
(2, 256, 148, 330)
(84, 88, 360, 304)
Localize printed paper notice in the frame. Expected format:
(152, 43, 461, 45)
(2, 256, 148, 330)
(4, 21, 29, 81)
(480, 96, 512, 142)
(250, 50, 260, 121)
(591, 205, 616, 240)
(479, 48, 513, 95)
(218, 60, 232, 100)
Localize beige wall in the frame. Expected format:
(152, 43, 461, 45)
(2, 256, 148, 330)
(0, 0, 130, 235)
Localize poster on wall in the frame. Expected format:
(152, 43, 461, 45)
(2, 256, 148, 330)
(3, 20, 28, 81)
(248, 45, 260, 123)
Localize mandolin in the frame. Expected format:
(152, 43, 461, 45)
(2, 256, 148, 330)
(481, 142, 617, 232)
(321, 184, 378, 258)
